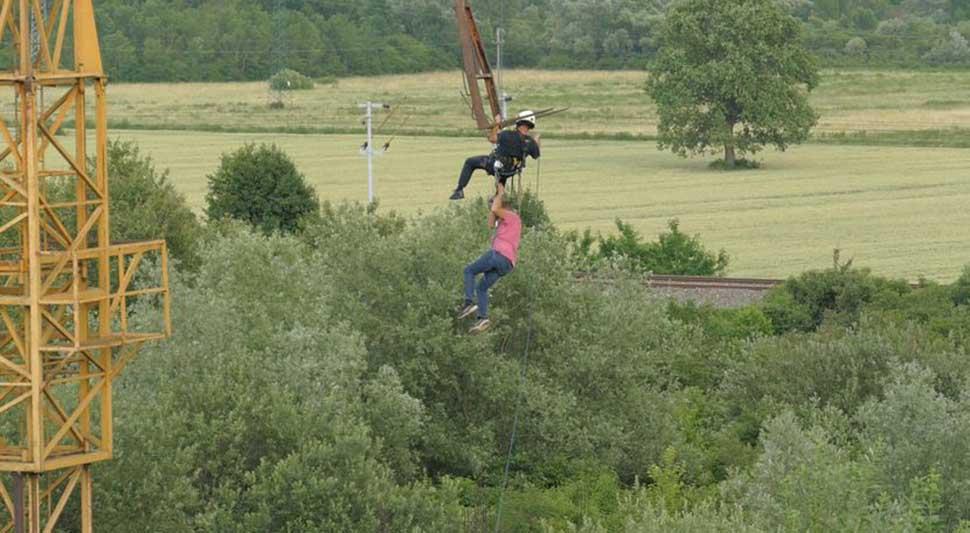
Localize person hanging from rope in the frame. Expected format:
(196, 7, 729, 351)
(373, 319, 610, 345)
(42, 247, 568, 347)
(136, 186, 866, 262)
(449, 110, 541, 200)
(457, 182, 522, 334)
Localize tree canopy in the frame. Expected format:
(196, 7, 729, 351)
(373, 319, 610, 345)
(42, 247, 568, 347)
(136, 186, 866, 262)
(205, 143, 320, 234)
(92, 195, 970, 530)
(647, 0, 820, 168)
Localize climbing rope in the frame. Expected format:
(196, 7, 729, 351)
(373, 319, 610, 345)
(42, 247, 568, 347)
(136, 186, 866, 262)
(535, 157, 541, 199)
(493, 281, 536, 532)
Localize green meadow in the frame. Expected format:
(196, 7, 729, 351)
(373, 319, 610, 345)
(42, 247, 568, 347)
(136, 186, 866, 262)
(116, 129, 970, 281)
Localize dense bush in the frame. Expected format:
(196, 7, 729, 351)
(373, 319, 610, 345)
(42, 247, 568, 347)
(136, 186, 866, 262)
(44, 139, 204, 271)
(95, 226, 465, 531)
(104, 140, 205, 271)
(205, 143, 319, 235)
(761, 255, 911, 333)
(504, 189, 551, 229)
(668, 301, 773, 341)
(269, 68, 315, 91)
(103, 194, 970, 530)
(572, 219, 729, 276)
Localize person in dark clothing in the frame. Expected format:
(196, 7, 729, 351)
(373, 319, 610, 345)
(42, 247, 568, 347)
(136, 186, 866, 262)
(450, 110, 541, 200)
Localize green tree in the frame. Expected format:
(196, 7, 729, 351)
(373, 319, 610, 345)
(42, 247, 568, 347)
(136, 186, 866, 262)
(646, 0, 820, 168)
(105, 140, 204, 271)
(93, 227, 464, 531)
(205, 143, 319, 234)
(43, 139, 203, 271)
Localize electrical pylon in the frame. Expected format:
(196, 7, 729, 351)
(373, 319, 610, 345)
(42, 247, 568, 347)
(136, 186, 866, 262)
(0, 1, 172, 531)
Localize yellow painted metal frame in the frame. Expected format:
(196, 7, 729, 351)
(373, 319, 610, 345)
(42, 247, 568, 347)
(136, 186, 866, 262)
(0, 1, 171, 531)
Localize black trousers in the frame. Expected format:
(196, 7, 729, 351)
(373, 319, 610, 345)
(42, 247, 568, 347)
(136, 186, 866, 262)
(456, 155, 492, 192)
(456, 155, 515, 192)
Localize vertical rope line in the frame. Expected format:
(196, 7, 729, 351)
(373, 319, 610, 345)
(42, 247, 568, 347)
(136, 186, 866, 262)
(493, 278, 535, 533)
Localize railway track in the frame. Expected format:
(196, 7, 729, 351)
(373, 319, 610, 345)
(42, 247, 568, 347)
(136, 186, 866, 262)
(646, 275, 783, 292)
(576, 274, 785, 307)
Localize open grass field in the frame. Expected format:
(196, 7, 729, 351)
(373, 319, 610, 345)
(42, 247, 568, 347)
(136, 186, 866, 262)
(117, 129, 970, 282)
(31, 69, 970, 141)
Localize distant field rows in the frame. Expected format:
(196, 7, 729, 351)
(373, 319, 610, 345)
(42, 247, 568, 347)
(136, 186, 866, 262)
(11, 69, 969, 140)
(115, 129, 970, 282)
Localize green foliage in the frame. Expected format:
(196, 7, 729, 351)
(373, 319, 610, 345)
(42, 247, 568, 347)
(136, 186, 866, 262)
(300, 201, 709, 484)
(668, 302, 773, 341)
(581, 219, 729, 276)
(44, 139, 203, 271)
(94, 226, 464, 531)
(647, 0, 820, 168)
(503, 188, 551, 229)
(102, 192, 970, 529)
(72, 1, 970, 83)
(269, 68, 315, 91)
(708, 158, 761, 170)
(205, 143, 319, 235)
(720, 409, 942, 531)
(856, 363, 970, 529)
(104, 140, 204, 271)
(761, 253, 912, 333)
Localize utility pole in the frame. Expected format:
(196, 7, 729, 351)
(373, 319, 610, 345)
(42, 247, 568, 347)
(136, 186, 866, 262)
(495, 28, 510, 120)
(359, 102, 388, 203)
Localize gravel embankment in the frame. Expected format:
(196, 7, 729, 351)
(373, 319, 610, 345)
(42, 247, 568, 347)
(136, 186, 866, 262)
(650, 287, 772, 308)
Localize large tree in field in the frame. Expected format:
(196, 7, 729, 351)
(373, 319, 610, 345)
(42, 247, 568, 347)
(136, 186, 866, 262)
(646, 0, 819, 169)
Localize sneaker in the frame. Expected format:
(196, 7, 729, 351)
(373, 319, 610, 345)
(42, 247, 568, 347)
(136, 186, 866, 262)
(449, 189, 464, 200)
(457, 303, 478, 320)
(469, 318, 491, 334)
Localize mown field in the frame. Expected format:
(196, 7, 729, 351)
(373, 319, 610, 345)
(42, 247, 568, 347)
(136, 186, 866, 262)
(27, 69, 970, 140)
(115, 129, 970, 282)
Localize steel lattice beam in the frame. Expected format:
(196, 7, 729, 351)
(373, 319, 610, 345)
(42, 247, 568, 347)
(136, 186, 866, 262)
(0, 1, 171, 531)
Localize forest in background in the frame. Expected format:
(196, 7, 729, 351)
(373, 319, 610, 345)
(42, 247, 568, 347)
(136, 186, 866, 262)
(87, 0, 970, 82)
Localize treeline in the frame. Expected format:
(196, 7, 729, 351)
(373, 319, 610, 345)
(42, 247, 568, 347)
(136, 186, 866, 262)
(91, 0, 970, 83)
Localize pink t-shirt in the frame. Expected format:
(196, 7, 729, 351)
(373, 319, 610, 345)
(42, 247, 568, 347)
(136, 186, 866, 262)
(492, 211, 522, 266)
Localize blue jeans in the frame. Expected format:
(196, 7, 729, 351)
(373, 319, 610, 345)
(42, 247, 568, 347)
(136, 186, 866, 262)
(464, 250, 513, 319)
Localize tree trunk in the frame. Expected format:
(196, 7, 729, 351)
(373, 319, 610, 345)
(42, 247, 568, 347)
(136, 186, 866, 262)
(724, 143, 736, 169)
(724, 119, 737, 169)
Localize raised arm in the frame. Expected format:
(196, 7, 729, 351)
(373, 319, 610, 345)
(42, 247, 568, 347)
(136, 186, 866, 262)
(491, 183, 509, 220)
(488, 114, 502, 144)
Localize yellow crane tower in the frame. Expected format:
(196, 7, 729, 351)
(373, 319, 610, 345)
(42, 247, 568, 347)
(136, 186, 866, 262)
(0, 1, 172, 531)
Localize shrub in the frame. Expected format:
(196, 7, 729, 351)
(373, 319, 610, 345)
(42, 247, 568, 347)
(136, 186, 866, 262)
(94, 227, 464, 531)
(269, 68, 314, 91)
(205, 143, 319, 235)
(708, 158, 761, 171)
(105, 140, 204, 271)
(45, 139, 204, 271)
(721, 411, 940, 531)
(857, 363, 970, 528)
(596, 219, 729, 276)
(501, 188, 550, 229)
(760, 253, 911, 333)
(299, 201, 709, 484)
(668, 302, 773, 341)
(845, 37, 868, 56)
(924, 31, 970, 64)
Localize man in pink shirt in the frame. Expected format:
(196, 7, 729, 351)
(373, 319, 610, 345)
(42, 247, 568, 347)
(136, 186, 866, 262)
(458, 183, 522, 334)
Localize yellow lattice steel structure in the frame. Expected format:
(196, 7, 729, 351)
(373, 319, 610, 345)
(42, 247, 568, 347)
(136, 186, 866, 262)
(0, 1, 171, 531)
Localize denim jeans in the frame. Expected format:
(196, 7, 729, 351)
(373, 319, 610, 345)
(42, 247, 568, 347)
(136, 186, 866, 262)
(464, 250, 513, 319)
